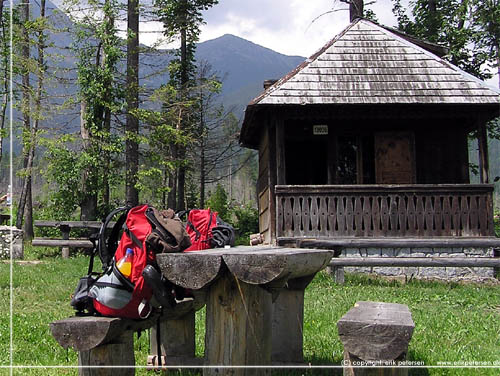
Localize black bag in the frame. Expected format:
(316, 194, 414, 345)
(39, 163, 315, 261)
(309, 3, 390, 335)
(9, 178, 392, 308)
(210, 216, 236, 248)
(70, 231, 102, 315)
(70, 274, 99, 315)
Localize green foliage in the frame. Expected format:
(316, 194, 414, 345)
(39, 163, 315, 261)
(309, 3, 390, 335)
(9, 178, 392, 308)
(154, 0, 219, 86)
(392, 0, 494, 80)
(40, 132, 123, 220)
(206, 183, 228, 219)
(135, 84, 191, 207)
(232, 204, 259, 245)
(40, 136, 82, 219)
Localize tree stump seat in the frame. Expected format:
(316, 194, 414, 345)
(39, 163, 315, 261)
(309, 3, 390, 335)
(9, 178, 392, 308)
(337, 301, 415, 376)
(50, 294, 206, 376)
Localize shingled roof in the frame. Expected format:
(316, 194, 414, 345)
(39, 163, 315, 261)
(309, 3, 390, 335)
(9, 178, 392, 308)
(248, 18, 500, 106)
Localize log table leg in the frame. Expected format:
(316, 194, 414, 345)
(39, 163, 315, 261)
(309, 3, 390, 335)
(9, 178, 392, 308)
(204, 273, 272, 376)
(271, 288, 304, 364)
(150, 311, 196, 366)
(78, 331, 135, 376)
(271, 275, 315, 364)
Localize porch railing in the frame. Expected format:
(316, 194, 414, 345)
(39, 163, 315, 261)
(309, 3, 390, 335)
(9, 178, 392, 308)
(275, 185, 495, 238)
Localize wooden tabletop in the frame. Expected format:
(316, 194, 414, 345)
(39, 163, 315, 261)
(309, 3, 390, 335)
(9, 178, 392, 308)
(156, 246, 334, 290)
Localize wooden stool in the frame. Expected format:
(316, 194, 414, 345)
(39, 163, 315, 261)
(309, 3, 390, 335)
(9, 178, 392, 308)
(50, 316, 141, 376)
(337, 301, 415, 376)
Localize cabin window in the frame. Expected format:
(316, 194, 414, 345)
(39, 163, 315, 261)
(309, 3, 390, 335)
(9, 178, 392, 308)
(337, 136, 357, 184)
(336, 135, 375, 184)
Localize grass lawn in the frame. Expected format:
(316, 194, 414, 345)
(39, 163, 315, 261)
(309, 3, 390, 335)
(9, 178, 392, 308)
(0, 252, 499, 375)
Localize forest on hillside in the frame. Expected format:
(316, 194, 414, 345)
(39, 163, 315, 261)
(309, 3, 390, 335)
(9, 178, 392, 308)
(0, 0, 260, 240)
(0, 0, 499, 241)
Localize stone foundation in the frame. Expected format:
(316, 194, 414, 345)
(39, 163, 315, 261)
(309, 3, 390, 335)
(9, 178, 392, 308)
(340, 246, 497, 282)
(0, 226, 24, 259)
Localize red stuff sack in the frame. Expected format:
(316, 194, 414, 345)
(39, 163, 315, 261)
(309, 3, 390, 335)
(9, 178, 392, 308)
(184, 209, 218, 252)
(90, 205, 155, 319)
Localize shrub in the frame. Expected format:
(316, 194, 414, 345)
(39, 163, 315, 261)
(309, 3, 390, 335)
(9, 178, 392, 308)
(232, 205, 259, 245)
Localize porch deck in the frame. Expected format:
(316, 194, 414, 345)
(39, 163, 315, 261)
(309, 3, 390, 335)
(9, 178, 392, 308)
(275, 184, 496, 240)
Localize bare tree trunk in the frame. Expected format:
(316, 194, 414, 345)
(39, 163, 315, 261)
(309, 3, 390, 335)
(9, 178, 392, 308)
(103, 107, 111, 208)
(126, 0, 139, 207)
(102, 1, 114, 210)
(22, 0, 46, 239)
(349, 0, 364, 21)
(200, 141, 205, 208)
(497, 46, 500, 89)
(167, 168, 177, 209)
(80, 101, 97, 220)
(0, 0, 8, 164)
(428, 0, 437, 12)
(176, 26, 187, 212)
(16, 0, 31, 230)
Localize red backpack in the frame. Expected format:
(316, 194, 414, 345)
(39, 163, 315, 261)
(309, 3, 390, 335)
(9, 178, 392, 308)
(183, 209, 236, 252)
(91, 205, 155, 319)
(184, 209, 218, 252)
(79, 205, 190, 319)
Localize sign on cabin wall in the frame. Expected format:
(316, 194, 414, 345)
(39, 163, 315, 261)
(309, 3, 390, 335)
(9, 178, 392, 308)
(375, 132, 416, 184)
(313, 125, 328, 135)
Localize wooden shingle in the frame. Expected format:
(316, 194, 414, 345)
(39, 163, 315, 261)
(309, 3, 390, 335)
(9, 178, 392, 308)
(251, 19, 500, 106)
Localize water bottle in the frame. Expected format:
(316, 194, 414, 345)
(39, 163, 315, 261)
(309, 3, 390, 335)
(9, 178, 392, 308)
(116, 248, 134, 279)
(6, 185, 11, 206)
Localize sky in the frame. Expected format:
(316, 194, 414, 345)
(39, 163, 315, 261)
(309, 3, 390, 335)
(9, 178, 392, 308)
(140, 0, 400, 57)
(55, 0, 498, 87)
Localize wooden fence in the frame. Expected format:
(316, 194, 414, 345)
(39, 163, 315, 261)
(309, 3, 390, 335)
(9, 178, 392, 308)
(276, 184, 495, 238)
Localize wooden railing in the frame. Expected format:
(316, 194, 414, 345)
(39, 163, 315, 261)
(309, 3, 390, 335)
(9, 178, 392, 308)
(275, 185, 495, 238)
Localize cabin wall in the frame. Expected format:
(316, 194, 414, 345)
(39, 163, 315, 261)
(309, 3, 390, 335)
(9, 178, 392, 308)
(280, 118, 471, 186)
(258, 126, 271, 244)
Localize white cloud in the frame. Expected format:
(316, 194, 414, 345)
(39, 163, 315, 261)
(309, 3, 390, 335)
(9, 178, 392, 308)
(195, 0, 399, 57)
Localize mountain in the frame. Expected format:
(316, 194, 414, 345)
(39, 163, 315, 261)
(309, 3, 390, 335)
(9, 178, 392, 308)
(7, 0, 305, 153)
(195, 34, 304, 115)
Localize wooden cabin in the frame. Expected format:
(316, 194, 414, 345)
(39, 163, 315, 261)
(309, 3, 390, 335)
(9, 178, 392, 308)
(240, 19, 500, 246)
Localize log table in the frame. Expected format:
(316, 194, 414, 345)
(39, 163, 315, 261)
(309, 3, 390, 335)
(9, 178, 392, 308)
(156, 246, 334, 376)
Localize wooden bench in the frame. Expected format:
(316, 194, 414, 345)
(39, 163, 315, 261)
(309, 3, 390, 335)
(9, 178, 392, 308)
(33, 221, 115, 258)
(0, 213, 10, 225)
(283, 237, 500, 283)
(50, 294, 206, 376)
(156, 246, 334, 375)
(337, 301, 415, 376)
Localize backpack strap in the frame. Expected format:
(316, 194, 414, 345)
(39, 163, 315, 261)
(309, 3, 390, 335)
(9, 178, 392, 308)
(156, 312, 163, 369)
(123, 222, 144, 251)
(186, 220, 201, 241)
(87, 233, 99, 275)
(99, 206, 131, 270)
